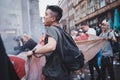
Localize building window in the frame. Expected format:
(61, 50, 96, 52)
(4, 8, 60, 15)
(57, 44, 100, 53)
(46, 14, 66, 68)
(89, 18, 97, 26)
(98, 0, 106, 8)
(75, 0, 79, 5)
(69, 9, 73, 16)
(73, 0, 81, 6)
(75, 8, 80, 20)
(89, 0, 95, 14)
(81, 5, 86, 17)
(110, 0, 116, 3)
(70, 20, 74, 27)
(68, 0, 72, 6)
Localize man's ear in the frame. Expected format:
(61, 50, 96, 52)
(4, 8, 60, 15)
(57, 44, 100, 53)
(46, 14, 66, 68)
(51, 16, 56, 22)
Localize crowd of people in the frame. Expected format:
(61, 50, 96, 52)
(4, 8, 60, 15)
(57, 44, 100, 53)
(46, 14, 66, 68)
(71, 19, 120, 80)
(0, 5, 120, 80)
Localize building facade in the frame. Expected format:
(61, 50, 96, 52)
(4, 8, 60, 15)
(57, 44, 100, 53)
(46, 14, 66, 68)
(73, 0, 120, 29)
(58, 0, 75, 33)
(58, 0, 120, 32)
(0, 0, 41, 54)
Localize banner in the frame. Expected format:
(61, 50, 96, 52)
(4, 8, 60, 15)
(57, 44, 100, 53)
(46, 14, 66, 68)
(75, 35, 106, 63)
(8, 35, 107, 79)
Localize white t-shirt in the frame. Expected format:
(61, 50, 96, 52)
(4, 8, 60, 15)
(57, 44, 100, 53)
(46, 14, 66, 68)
(86, 28, 96, 35)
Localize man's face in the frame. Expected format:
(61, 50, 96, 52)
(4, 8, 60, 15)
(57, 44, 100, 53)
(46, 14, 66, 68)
(100, 22, 109, 31)
(81, 25, 88, 32)
(43, 9, 55, 26)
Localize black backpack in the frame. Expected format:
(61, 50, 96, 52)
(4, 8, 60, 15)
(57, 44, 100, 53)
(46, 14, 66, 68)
(55, 27, 84, 71)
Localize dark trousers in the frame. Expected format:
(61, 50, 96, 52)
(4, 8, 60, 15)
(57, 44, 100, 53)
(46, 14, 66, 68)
(45, 74, 70, 80)
(101, 56, 115, 80)
(118, 51, 120, 63)
(46, 77, 56, 80)
(88, 54, 101, 80)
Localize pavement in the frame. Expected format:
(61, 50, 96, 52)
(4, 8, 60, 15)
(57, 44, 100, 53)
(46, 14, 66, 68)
(83, 63, 120, 80)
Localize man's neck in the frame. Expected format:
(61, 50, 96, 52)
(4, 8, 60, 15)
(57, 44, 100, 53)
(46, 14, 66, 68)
(103, 29, 108, 33)
(51, 22, 60, 27)
(86, 27, 90, 31)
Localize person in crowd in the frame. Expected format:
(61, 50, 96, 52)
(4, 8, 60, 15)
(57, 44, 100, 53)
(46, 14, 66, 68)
(99, 19, 116, 80)
(21, 34, 37, 51)
(14, 34, 37, 53)
(111, 29, 120, 53)
(27, 5, 71, 80)
(14, 36, 24, 55)
(74, 29, 89, 41)
(40, 33, 46, 46)
(71, 30, 78, 39)
(94, 25, 102, 36)
(0, 35, 20, 80)
(81, 22, 101, 80)
(116, 31, 120, 64)
(81, 22, 96, 35)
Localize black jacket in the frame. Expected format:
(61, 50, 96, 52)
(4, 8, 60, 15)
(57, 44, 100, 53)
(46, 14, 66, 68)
(0, 36, 20, 80)
(15, 38, 37, 53)
(21, 38, 37, 51)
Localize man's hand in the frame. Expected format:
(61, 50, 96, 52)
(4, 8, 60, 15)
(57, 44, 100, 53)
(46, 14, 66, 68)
(27, 51, 33, 57)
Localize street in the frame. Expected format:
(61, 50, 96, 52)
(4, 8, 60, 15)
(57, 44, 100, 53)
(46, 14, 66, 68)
(83, 64, 120, 80)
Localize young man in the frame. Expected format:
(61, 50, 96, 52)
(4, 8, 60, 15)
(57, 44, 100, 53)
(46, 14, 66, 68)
(81, 22, 96, 35)
(27, 5, 70, 80)
(81, 22, 101, 80)
(99, 19, 116, 80)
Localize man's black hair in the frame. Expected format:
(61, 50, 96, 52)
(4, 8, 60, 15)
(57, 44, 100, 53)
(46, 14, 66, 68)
(103, 18, 109, 22)
(81, 21, 88, 26)
(46, 5, 63, 21)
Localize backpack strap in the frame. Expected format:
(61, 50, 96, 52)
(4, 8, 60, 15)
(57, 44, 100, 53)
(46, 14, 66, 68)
(51, 26, 65, 59)
(107, 31, 110, 37)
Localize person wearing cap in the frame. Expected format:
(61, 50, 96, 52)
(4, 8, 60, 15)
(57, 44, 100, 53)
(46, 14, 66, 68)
(99, 19, 116, 80)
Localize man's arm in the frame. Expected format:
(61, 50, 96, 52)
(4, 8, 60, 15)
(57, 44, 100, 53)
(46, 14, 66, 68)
(27, 36, 57, 56)
(109, 32, 117, 42)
